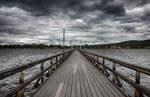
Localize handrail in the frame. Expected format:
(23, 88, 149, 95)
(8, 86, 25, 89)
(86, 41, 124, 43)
(83, 50, 150, 75)
(0, 50, 73, 97)
(79, 50, 150, 97)
(1, 56, 68, 97)
(0, 51, 71, 80)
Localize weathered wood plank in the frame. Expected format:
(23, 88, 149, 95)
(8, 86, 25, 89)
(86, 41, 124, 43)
(82, 61, 103, 97)
(78, 64, 87, 97)
(76, 66, 81, 97)
(60, 69, 72, 97)
(81, 61, 98, 97)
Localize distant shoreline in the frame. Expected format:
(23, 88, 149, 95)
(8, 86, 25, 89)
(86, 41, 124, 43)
(0, 39, 150, 49)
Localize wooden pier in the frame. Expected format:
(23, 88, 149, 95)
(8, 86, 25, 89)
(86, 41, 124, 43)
(0, 50, 150, 97)
(33, 51, 125, 97)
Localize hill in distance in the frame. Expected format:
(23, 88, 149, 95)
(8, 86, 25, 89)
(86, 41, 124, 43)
(0, 39, 150, 49)
(85, 39, 150, 49)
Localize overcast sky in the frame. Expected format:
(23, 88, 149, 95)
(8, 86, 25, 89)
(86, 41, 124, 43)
(0, 0, 150, 45)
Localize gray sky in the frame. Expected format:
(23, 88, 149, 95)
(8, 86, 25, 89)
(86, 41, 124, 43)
(0, 0, 150, 45)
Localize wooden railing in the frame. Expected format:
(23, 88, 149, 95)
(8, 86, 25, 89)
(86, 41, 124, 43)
(0, 50, 73, 97)
(79, 50, 150, 97)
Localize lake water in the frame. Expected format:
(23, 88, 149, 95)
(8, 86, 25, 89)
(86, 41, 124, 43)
(0, 49, 63, 97)
(0, 49, 150, 97)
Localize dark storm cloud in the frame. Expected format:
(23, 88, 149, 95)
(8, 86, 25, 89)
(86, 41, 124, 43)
(0, 0, 126, 16)
(123, 0, 150, 6)
(0, 0, 48, 16)
(94, 0, 125, 16)
(0, 0, 150, 45)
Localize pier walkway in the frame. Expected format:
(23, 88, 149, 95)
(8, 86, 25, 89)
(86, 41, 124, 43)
(33, 51, 125, 97)
(1, 50, 150, 97)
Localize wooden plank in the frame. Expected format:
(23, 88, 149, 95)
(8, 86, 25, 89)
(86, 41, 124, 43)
(51, 69, 68, 97)
(60, 69, 72, 97)
(82, 61, 103, 97)
(49, 66, 68, 97)
(71, 64, 77, 97)
(78, 63, 87, 97)
(54, 83, 64, 97)
(76, 65, 81, 97)
(65, 64, 74, 97)
(86, 64, 108, 97)
(85, 60, 113, 97)
(80, 63, 93, 97)
(81, 62, 98, 97)
(60, 52, 75, 97)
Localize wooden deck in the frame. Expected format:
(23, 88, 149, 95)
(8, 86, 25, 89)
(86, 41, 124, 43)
(33, 51, 126, 97)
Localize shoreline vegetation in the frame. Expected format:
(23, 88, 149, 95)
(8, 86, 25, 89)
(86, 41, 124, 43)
(0, 39, 150, 49)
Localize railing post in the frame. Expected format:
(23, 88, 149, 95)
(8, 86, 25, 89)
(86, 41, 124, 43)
(88, 54, 90, 60)
(112, 63, 116, 82)
(87, 54, 90, 60)
(59, 56, 61, 65)
(51, 59, 55, 73)
(56, 56, 58, 66)
(93, 56, 96, 66)
(34, 62, 44, 88)
(90, 54, 92, 62)
(50, 60, 52, 73)
(102, 58, 110, 77)
(96, 56, 99, 68)
(54, 57, 57, 70)
(46, 60, 52, 77)
(102, 58, 105, 73)
(40, 62, 44, 83)
(112, 63, 122, 87)
(92, 55, 94, 63)
(59, 55, 62, 64)
(135, 71, 143, 97)
(16, 71, 24, 97)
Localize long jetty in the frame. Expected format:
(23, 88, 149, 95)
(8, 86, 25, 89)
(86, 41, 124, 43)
(0, 50, 150, 97)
